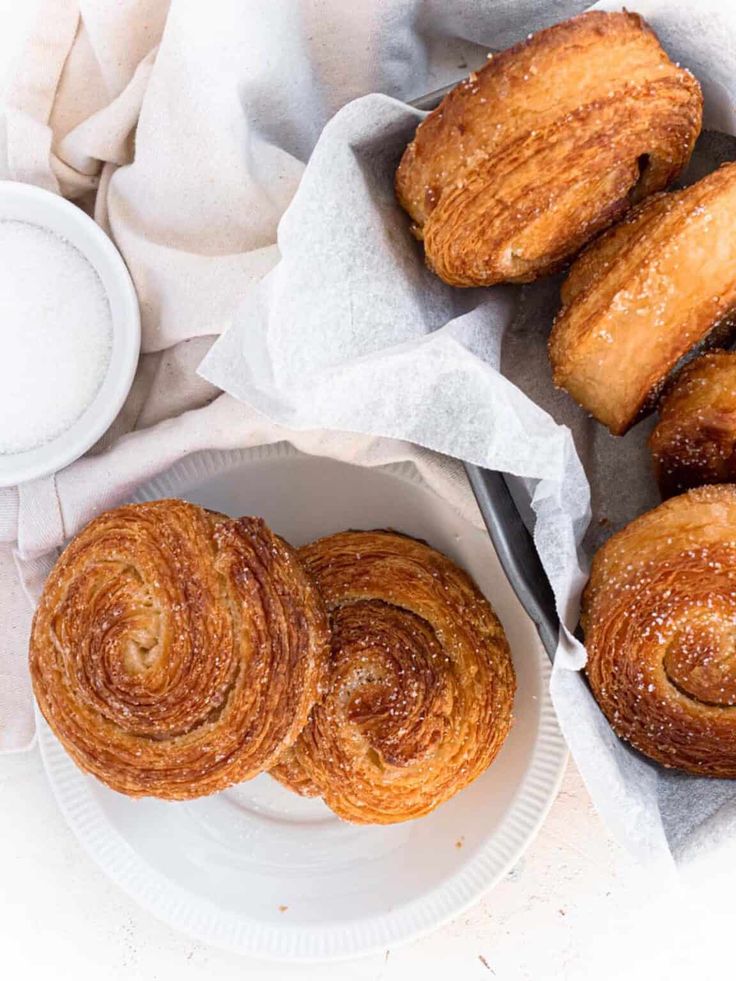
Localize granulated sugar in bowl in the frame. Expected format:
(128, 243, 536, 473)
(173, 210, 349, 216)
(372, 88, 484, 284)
(0, 221, 112, 453)
(0, 182, 139, 486)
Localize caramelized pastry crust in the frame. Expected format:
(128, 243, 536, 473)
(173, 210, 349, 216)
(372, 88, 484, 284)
(29, 500, 329, 799)
(550, 163, 736, 435)
(650, 351, 736, 497)
(583, 486, 736, 776)
(270, 530, 516, 824)
(396, 11, 701, 287)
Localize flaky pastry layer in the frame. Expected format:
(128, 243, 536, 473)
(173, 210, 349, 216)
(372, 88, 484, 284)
(583, 485, 736, 776)
(396, 11, 701, 286)
(550, 163, 736, 434)
(270, 530, 516, 824)
(29, 500, 329, 800)
(650, 351, 736, 497)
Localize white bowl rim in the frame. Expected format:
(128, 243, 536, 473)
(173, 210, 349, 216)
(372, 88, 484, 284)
(0, 180, 140, 487)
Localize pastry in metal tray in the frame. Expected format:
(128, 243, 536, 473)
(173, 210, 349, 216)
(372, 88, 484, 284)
(550, 163, 736, 435)
(583, 486, 736, 777)
(650, 351, 736, 497)
(396, 10, 701, 287)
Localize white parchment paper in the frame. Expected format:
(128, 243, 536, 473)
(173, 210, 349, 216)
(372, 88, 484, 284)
(200, 0, 736, 866)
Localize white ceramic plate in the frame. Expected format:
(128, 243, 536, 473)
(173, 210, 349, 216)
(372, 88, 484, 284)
(38, 444, 567, 961)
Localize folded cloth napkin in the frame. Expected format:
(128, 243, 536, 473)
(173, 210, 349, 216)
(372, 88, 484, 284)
(1, 0, 582, 750)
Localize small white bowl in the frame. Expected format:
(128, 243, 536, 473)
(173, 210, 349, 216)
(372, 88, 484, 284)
(0, 181, 140, 487)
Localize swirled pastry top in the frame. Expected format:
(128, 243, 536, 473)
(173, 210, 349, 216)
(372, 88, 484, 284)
(583, 485, 736, 777)
(29, 500, 329, 800)
(396, 11, 701, 287)
(549, 163, 736, 435)
(650, 351, 736, 498)
(270, 530, 516, 824)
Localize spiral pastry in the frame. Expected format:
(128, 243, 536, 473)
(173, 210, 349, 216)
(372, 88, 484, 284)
(650, 351, 736, 498)
(550, 163, 736, 435)
(583, 485, 736, 776)
(395, 11, 701, 287)
(270, 530, 516, 824)
(29, 500, 329, 799)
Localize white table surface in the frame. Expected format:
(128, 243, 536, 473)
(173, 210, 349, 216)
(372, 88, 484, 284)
(4, 743, 732, 981)
(1, 4, 733, 979)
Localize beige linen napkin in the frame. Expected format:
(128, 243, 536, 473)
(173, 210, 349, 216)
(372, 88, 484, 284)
(0, 0, 517, 750)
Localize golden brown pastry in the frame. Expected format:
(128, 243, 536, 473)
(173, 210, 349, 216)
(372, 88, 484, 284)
(583, 485, 736, 777)
(395, 11, 701, 287)
(29, 500, 329, 800)
(650, 351, 736, 498)
(270, 530, 516, 823)
(549, 163, 736, 435)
